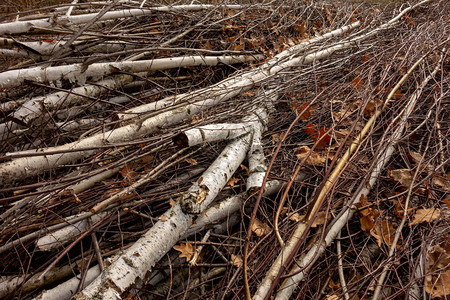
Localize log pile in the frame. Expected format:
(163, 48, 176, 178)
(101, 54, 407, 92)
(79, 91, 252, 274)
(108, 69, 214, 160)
(0, 0, 448, 299)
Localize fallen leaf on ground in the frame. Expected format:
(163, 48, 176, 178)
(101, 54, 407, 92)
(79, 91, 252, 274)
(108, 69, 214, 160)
(289, 212, 304, 222)
(370, 219, 396, 247)
(295, 145, 327, 165)
(231, 254, 243, 268)
(185, 158, 198, 165)
(227, 176, 240, 187)
(410, 208, 441, 226)
(311, 211, 328, 228)
(174, 242, 195, 262)
(388, 169, 413, 187)
(251, 218, 271, 237)
(425, 244, 450, 298)
(432, 175, 449, 191)
(355, 195, 379, 232)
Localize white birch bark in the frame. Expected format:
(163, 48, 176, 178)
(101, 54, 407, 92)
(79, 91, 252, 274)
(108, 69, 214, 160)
(0, 5, 252, 35)
(73, 128, 257, 298)
(36, 212, 108, 251)
(34, 265, 101, 300)
(0, 55, 262, 89)
(175, 123, 254, 147)
(118, 21, 360, 122)
(0, 263, 81, 298)
(0, 22, 358, 185)
(0, 74, 133, 137)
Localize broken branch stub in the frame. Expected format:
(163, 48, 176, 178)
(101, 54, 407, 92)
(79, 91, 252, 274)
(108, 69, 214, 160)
(181, 133, 252, 214)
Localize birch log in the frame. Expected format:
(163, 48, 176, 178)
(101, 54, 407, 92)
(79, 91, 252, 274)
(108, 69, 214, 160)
(0, 5, 252, 35)
(0, 55, 262, 89)
(73, 133, 253, 299)
(0, 22, 359, 186)
(0, 74, 134, 137)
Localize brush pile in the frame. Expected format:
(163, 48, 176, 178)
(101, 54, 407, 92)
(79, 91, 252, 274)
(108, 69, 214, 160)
(0, 0, 448, 299)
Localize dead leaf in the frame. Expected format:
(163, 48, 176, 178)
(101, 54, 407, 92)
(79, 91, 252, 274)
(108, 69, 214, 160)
(231, 254, 243, 268)
(295, 145, 327, 165)
(227, 177, 240, 187)
(174, 242, 195, 262)
(251, 219, 271, 237)
(185, 158, 198, 165)
(388, 169, 413, 188)
(370, 219, 396, 247)
(240, 164, 250, 176)
(432, 175, 450, 191)
(271, 132, 285, 144)
(355, 195, 379, 232)
(289, 213, 304, 222)
(410, 208, 441, 226)
(119, 165, 138, 185)
(169, 198, 177, 207)
(311, 211, 327, 228)
(425, 244, 450, 298)
(160, 214, 167, 222)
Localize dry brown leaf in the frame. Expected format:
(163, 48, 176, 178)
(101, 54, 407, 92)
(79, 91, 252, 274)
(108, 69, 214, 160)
(231, 254, 243, 268)
(388, 169, 413, 187)
(173, 242, 195, 262)
(240, 164, 250, 176)
(311, 211, 328, 228)
(289, 213, 304, 222)
(271, 132, 285, 144)
(227, 176, 240, 187)
(410, 208, 441, 226)
(355, 195, 379, 232)
(295, 145, 327, 165)
(370, 219, 396, 247)
(432, 174, 450, 191)
(251, 218, 271, 237)
(160, 214, 167, 222)
(169, 198, 177, 207)
(185, 158, 198, 165)
(425, 244, 450, 298)
(119, 165, 138, 185)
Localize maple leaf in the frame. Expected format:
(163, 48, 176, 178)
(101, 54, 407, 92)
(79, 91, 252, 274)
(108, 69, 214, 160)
(291, 102, 312, 121)
(410, 208, 441, 226)
(251, 218, 271, 237)
(174, 242, 195, 262)
(305, 123, 316, 135)
(314, 127, 331, 149)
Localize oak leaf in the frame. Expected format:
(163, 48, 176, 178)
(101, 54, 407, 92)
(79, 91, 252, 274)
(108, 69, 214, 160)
(174, 242, 195, 262)
(370, 219, 396, 247)
(425, 244, 450, 298)
(410, 208, 441, 226)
